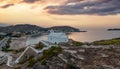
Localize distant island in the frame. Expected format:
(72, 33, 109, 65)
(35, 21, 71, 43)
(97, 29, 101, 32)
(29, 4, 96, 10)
(108, 28, 120, 31)
(48, 26, 80, 32)
(0, 24, 84, 34)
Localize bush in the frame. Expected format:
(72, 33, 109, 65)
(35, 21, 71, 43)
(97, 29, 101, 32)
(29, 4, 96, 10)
(43, 46, 62, 58)
(66, 64, 79, 69)
(38, 46, 62, 64)
(34, 42, 45, 49)
(28, 59, 37, 67)
(14, 67, 21, 69)
(41, 59, 47, 65)
(15, 47, 25, 53)
(72, 41, 83, 46)
(0, 37, 3, 41)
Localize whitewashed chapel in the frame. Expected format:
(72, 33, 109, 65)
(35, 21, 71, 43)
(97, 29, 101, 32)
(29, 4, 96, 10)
(48, 30, 69, 44)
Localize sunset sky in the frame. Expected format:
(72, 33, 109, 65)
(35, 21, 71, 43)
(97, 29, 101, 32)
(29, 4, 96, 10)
(0, 0, 120, 29)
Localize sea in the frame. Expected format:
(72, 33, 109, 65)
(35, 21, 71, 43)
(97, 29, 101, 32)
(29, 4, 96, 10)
(26, 30, 120, 45)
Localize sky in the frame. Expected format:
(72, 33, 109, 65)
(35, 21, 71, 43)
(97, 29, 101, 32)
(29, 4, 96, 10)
(0, 0, 120, 29)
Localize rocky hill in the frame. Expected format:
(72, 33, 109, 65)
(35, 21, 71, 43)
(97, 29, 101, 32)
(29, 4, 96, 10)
(108, 28, 120, 31)
(48, 26, 80, 32)
(0, 24, 80, 33)
(0, 24, 46, 33)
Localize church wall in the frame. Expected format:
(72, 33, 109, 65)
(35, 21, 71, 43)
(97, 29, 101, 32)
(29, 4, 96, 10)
(48, 36, 68, 44)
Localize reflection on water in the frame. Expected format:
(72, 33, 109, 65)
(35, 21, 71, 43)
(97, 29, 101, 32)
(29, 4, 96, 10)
(69, 30, 120, 42)
(27, 30, 120, 45)
(26, 35, 48, 45)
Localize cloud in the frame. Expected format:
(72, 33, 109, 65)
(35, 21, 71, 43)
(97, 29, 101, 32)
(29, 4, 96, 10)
(0, 0, 64, 9)
(0, 0, 41, 8)
(44, 0, 120, 15)
(0, 4, 14, 8)
(22, 0, 41, 3)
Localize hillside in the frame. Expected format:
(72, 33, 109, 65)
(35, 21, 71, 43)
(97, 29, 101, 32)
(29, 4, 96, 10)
(0, 24, 46, 33)
(48, 26, 80, 32)
(0, 23, 10, 27)
(0, 24, 80, 33)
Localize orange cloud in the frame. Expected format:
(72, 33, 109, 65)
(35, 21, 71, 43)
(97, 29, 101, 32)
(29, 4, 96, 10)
(0, 0, 62, 10)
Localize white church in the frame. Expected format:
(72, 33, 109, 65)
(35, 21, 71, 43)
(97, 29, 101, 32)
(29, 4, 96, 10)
(48, 30, 69, 44)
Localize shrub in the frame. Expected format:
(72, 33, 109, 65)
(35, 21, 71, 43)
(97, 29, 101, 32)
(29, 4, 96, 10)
(14, 67, 21, 69)
(38, 46, 62, 64)
(34, 42, 44, 49)
(41, 59, 47, 65)
(72, 41, 83, 46)
(28, 59, 37, 67)
(66, 64, 79, 69)
(15, 47, 25, 53)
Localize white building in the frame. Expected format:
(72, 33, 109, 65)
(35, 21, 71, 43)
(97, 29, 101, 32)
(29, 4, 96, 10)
(48, 30, 69, 44)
